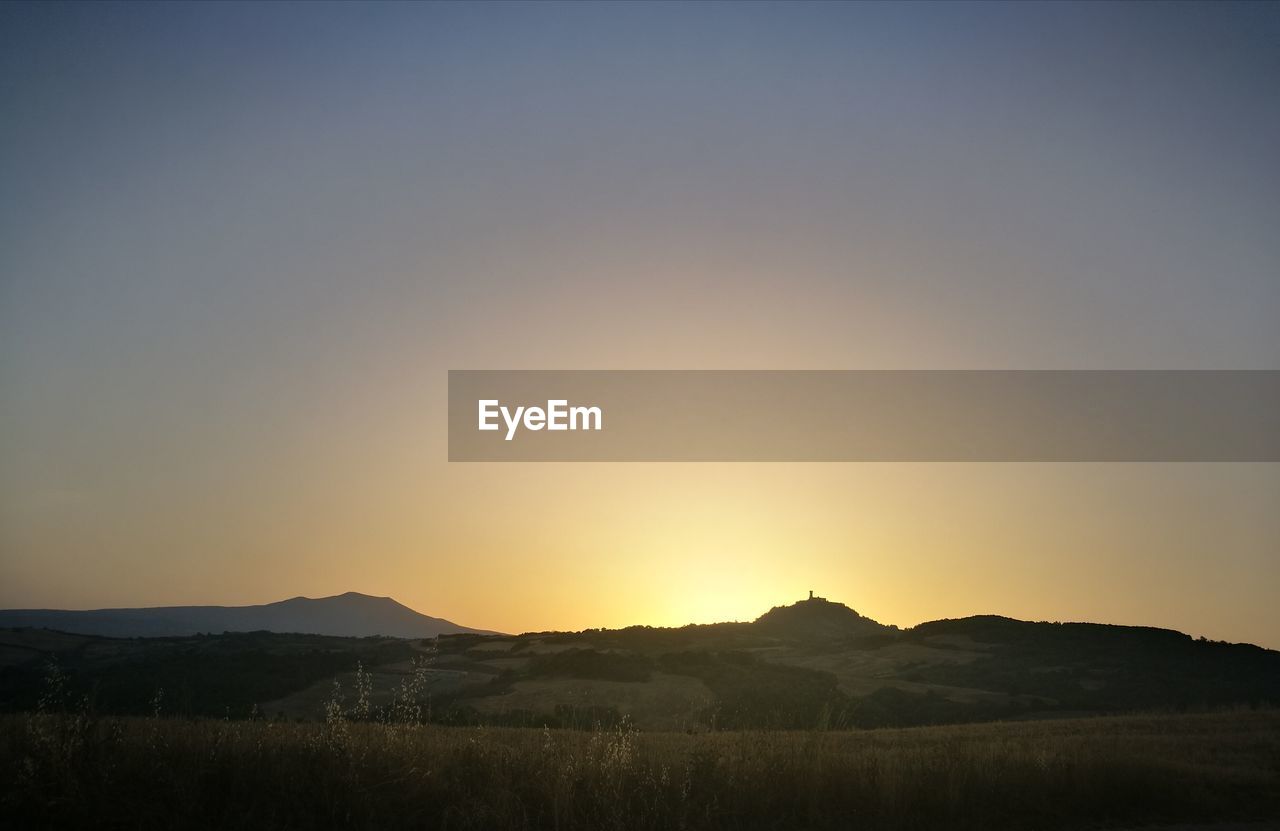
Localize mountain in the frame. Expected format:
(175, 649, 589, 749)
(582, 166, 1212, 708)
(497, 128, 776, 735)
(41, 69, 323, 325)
(0, 592, 494, 638)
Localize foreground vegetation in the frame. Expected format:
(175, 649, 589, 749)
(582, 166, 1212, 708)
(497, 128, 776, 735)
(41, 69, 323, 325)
(3, 708, 1278, 830)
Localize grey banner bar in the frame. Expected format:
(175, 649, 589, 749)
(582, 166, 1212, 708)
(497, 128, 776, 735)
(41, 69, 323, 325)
(447, 370, 1280, 462)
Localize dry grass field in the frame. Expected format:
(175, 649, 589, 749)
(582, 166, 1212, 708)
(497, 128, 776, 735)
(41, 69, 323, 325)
(3, 707, 1277, 830)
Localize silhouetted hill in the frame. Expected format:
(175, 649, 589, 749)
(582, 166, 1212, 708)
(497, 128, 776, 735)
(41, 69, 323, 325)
(0, 592, 494, 638)
(3, 595, 1278, 729)
(753, 595, 892, 639)
(900, 614, 1280, 711)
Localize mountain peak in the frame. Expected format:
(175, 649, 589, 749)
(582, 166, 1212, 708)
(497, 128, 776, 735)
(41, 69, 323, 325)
(320, 592, 395, 603)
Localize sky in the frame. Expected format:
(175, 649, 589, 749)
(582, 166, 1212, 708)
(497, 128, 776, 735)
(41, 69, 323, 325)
(2, 2, 1278, 646)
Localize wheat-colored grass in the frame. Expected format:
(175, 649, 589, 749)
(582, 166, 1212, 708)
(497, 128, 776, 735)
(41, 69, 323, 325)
(3, 708, 1277, 829)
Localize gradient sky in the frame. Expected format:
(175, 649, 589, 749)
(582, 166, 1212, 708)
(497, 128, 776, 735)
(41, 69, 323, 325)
(2, 2, 1278, 645)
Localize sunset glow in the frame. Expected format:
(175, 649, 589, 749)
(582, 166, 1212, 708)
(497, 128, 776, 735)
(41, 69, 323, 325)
(2, 2, 1278, 647)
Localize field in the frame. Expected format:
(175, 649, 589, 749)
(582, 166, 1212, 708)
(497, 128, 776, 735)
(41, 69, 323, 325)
(3, 708, 1278, 830)
(3, 605, 1279, 828)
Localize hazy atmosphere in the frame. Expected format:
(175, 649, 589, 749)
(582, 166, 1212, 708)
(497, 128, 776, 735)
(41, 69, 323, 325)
(2, 3, 1278, 645)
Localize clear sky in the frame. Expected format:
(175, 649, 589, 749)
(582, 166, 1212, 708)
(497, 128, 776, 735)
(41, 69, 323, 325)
(2, 2, 1278, 645)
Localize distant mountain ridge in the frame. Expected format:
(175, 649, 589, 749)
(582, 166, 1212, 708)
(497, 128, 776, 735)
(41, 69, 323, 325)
(0, 592, 495, 639)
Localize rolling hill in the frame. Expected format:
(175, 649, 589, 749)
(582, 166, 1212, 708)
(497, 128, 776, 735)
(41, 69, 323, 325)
(2, 593, 1277, 729)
